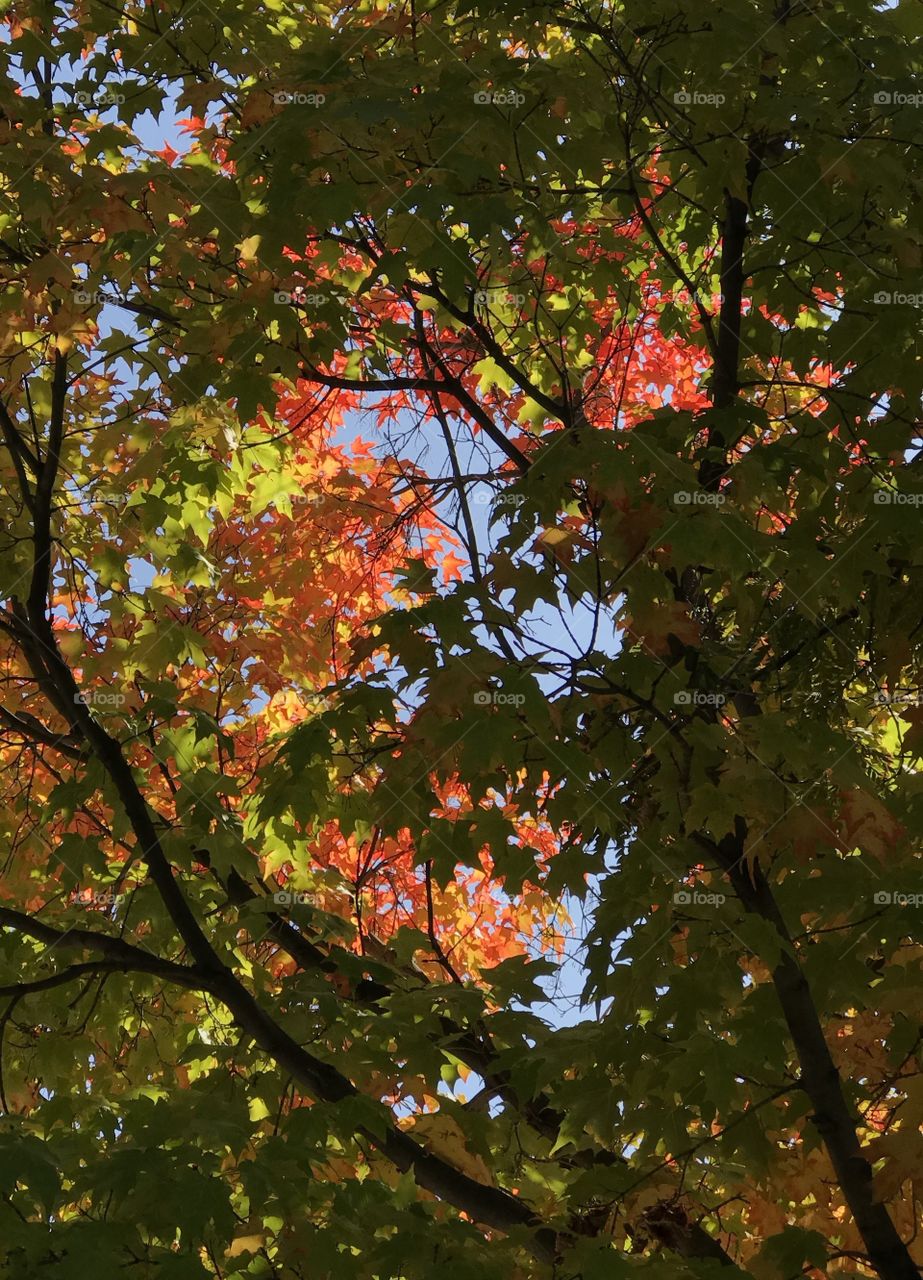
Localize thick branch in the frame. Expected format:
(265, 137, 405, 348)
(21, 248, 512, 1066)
(701, 144, 764, 492)
(705, 832, 920, 1280)
(0, 705, 83, 759)
(8, 594, 555, 1260)
(0, 960, 206, 999)
(0, 905, 218, 993)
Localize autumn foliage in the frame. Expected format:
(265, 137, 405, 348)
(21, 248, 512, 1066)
(0, 3, 922, 1280)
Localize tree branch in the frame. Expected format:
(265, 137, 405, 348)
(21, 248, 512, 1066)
(0, 906, 219, 994)
(700, 830, 920, 1280)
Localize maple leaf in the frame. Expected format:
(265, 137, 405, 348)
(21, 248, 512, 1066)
(837, 787, 904, 861)
(0, 8, 921, 1278)
(440, 550, 467, 582)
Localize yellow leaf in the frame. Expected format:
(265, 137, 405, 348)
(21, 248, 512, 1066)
(537, 527, 572, 548)
(412, 1113, 494, 1185)
(248, 1097, 272, 1122)
(227, 1234, 265, 1258)
(237, 235, 262, 263)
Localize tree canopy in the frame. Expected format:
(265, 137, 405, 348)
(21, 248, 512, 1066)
(0, 1, 922, 1277)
